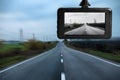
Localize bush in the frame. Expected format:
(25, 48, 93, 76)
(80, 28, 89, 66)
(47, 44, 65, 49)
(11, 47, 22, 54)
(24, 39, 44, 51)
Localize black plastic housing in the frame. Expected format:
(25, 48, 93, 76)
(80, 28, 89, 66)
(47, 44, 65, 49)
(57, 8, 112, 39)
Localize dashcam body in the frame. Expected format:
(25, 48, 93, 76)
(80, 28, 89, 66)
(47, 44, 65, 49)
(57, 8, 112, 39)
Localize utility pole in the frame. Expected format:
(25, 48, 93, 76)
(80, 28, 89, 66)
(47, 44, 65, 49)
(20, 28, 23, 42)
(94, 18, 97, 23)
(70, 19, 72, 24)
(33, 33, 35, 40)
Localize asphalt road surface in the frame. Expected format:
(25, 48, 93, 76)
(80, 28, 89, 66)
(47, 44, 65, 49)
(0, 42, 120, 80)
(65, 24, 105, 35)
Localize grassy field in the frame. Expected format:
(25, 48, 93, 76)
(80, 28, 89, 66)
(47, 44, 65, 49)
(0, 44, 26, 54)
(87, 50, 120, 62)
(0, 55, 30, 68)
(0, 41, 57, 69)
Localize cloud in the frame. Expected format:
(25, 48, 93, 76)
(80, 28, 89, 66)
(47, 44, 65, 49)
(0, 0, 60, 40)
(65, 13, 105, 24)
(0, 18, 56, 36)
(0, 12, 28, 20)
(0, 0, 120, 40)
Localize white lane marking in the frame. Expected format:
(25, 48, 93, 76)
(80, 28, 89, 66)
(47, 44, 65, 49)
(61, 59, 63, 63)
(61, 54, 63, 57)
(0, 49, 55, 73)
(79, 51, 120, 67)
(61, 72, 66, 80)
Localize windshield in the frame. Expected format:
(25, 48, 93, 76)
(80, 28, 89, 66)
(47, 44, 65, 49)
(0, 0, 120, 80)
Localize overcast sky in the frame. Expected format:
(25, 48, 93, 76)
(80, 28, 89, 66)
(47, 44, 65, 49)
(0, 0, 120, 40)
(65, 12, 105, 24)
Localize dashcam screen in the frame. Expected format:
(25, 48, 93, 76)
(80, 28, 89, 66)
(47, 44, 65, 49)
(64, 12, 105, 36)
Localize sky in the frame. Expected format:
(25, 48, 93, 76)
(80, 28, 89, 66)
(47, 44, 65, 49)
(0, 0, 120, 41)
(65, 12, 105, 24)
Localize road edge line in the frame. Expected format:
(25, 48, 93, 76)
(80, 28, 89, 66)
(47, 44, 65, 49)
(0, 48, 55, 73)
(66, 46, 120, 68)
(79, 50, 120, 67)
(61, 72, 66, 80)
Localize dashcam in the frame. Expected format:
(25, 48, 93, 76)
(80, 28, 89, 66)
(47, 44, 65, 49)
(57, 8, 112, 39)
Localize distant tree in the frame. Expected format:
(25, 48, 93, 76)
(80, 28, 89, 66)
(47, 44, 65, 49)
(24, 39, 43, 50)
(0, 39, 4, 46)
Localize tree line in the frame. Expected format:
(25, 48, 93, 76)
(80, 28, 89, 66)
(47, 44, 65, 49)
(68, 40, 120, 55)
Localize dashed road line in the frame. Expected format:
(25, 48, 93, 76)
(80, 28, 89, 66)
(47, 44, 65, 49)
(61, 59, 63, 63)
(61, 72, 66, 80)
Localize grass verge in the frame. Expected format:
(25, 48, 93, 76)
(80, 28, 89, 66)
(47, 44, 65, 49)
(0, 41, 57, 69)
(65, 42, 120, 63)
(0, 55, 30, 68)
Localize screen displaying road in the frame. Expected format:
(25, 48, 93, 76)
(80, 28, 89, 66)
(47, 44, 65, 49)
(64, 12, 105, 35)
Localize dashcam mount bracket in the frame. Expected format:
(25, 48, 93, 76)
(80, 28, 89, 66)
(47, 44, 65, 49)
(79, 0, 91, 8)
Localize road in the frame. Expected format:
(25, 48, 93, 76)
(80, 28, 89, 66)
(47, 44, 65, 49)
(0, 42, 120, 80)
(65, 24, 105, 35)
(0, 44, 62, 80)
